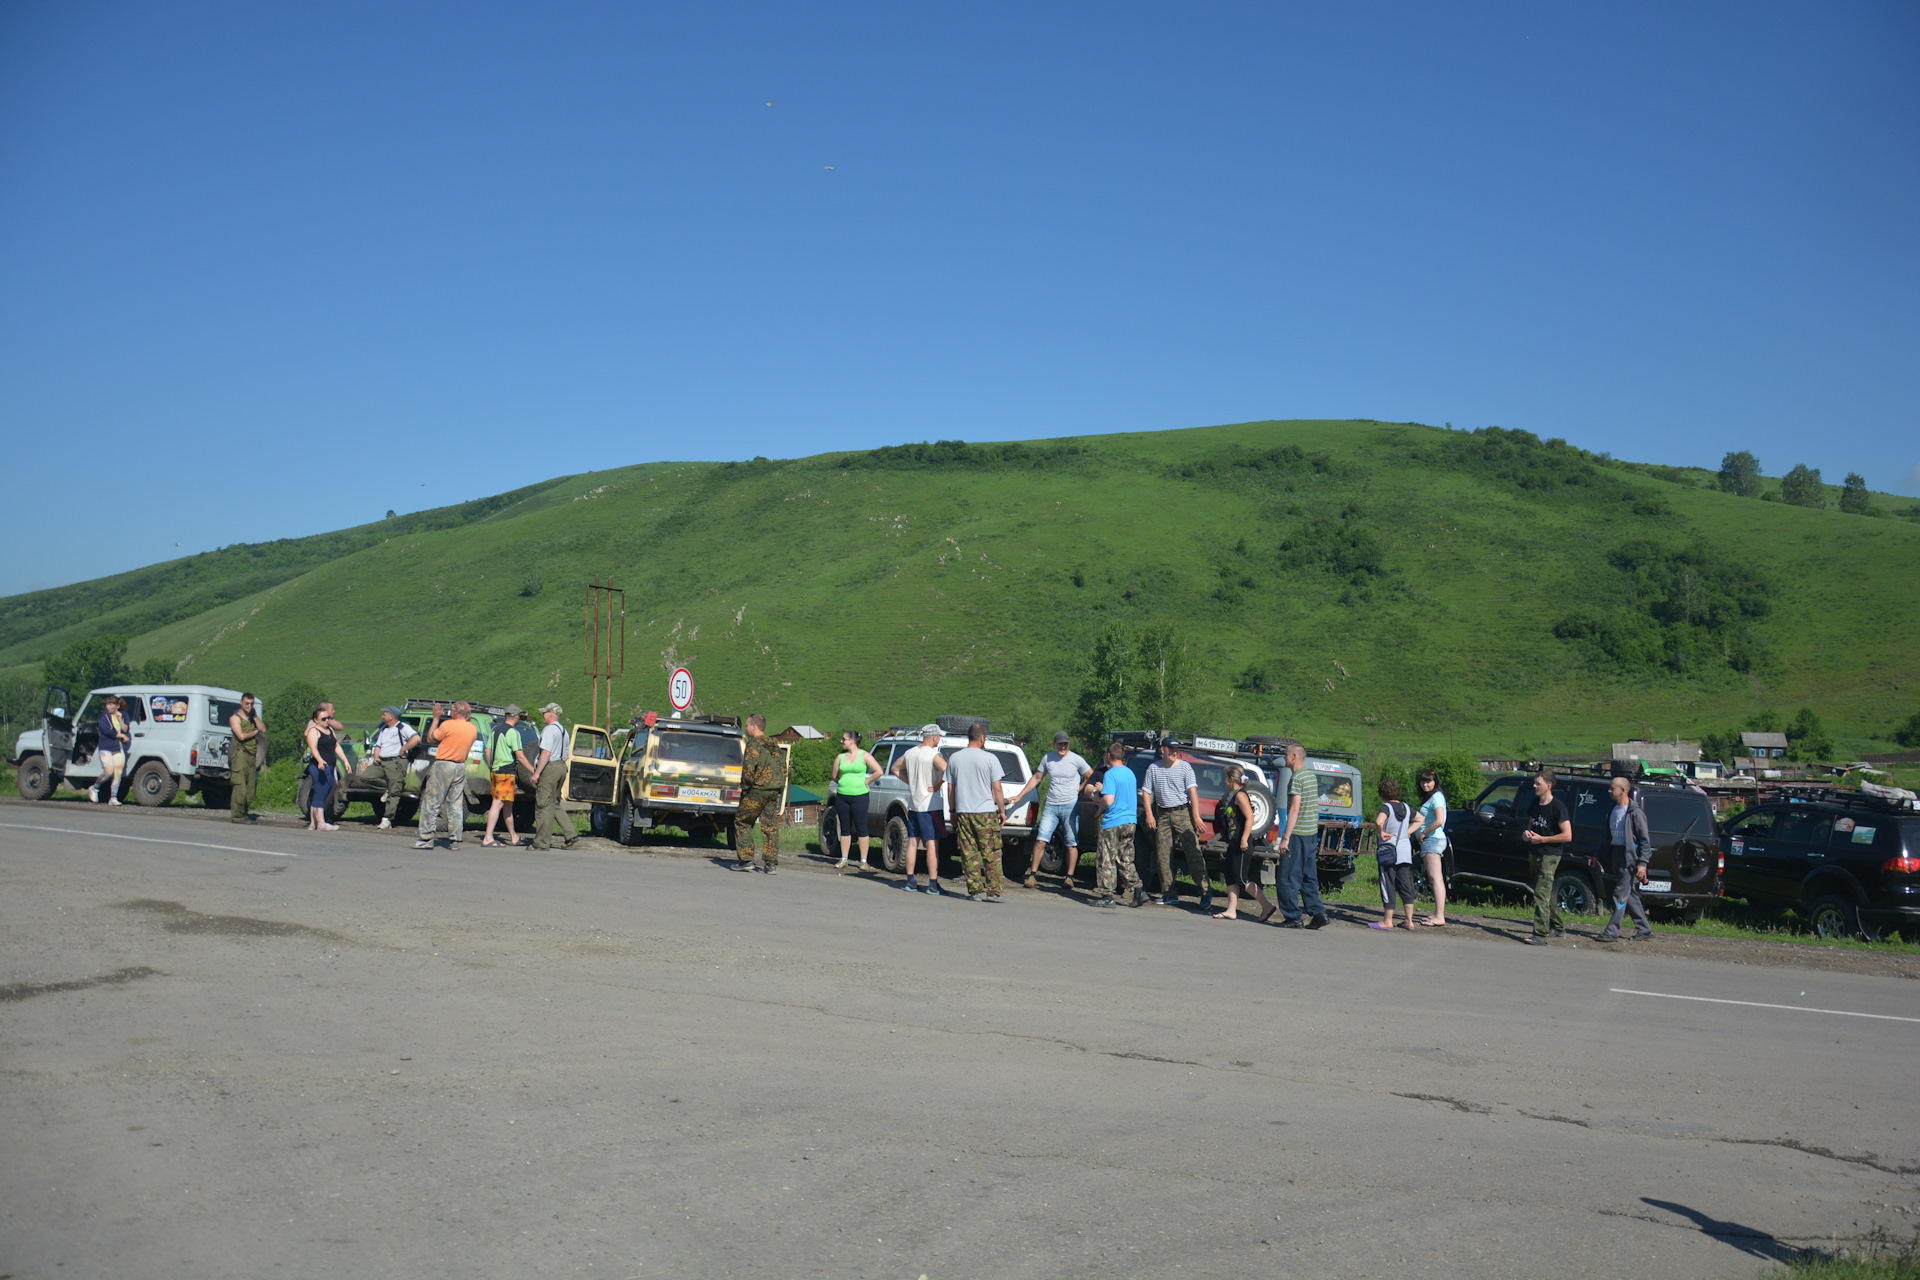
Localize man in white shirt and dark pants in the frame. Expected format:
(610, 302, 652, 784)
(359, 705, 419, 830)
(528, 703, 578, 851)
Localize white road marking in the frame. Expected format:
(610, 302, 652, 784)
(1610, 987, 1920, 1024)
(0, 821, 296, 859)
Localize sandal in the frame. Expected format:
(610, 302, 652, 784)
(481, 840, 500, 847)
(1367, 921, 1395, 930)
(1256, 902, 1277, 924)
(1421, 917, 1448, 927)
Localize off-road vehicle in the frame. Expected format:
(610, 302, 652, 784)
(849, 718, 1036, 874)
(1445, 767, 1724, 917)
(13, 683, 258, 808)
(1720, 783, 1920, 941)
(565, 712, 760, 846)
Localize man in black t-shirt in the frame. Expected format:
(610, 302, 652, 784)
(1519, 772, 1573, 945)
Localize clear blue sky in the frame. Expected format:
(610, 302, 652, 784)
(2, 1, 1915, 597)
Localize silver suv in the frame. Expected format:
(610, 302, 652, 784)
(12, 683, 259, 807)
(828, 721, 1036, 873)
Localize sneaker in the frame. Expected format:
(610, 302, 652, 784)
(378, 817, 392, 830)
(1274, 917, 1305, 929)
(109, 797, 123, 806)
(764, 865, 777, 874)
(1307, 914, 1329, 930)
(1093, 896, 1118, 909)
(1159, 894, 1178, 907)
(1131, 887, 1150, 908)
(1522, 935, 1548, 946)
(89, 788, 100, 803)
(925, 882, 943, 896)
(413, 840, 433, 849)
(969, 892, 988, 902)
(984, 893, 1003, 903)
(903, 878, 920, 892)
(1549, 927, 1566, 939)
(1596, 932, 1621, 943)
(1630, 930, 1654, 942)
(562, 836, 577, 848)
(1200, 892, 1214, 912)
(1023, 876, 1038, 889)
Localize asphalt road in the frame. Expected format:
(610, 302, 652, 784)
(3, 808, 1917, 1279)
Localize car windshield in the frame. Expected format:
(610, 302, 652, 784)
(655, 732, 742, 768)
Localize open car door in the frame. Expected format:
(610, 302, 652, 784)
(776, 742, 793, 815)
(42, 686, 73, 773)
(563, 725, 618, 805)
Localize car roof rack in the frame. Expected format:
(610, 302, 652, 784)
(1515, 760, 1697, 790)
(1761, 782, 1919, 812)
(401, 697, 509, 717)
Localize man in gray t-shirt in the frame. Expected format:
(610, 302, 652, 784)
(945, 723, 1008, 900)
(1006, 730, 1093, 891)
(1140, 740, 1212, 909)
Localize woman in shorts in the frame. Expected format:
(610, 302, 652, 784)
(828, 730, 885, 869)
(1412, 769, 1449, 926)
(1370, 776, 1418, 930)
(91, 695, 130, 805)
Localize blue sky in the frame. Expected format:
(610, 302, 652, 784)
(2, 1, 1915, 597)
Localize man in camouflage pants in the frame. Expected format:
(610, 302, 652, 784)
(734, 714, 787, 873)
(945, 722, 1008, 900)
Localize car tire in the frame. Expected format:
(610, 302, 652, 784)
(618, 793, 642, 847)
(1671, 839, 1713, 885)
(327, 782, 349, 823)
(1243, 783, 1276, 840)
(1806, 894, 1875, 942)
(1552, 871, 1601, 916)
(819, 807, 840, 857)
(15, 754, 54, 801)
(130, 760, 178, 807)
(1036, 830, 1066, 876)
(882, 814, 909, 873)
(199, 781, 232, 810)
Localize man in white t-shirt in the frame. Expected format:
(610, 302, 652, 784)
(890, 723, 949, 895)
(1006, 730, 1093, 892)
(528, 703, 577, 851)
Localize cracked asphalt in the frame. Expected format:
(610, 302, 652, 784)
(3, 806, 1917, 1278)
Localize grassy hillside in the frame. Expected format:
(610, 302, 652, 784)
(5, 420, 1918, 761)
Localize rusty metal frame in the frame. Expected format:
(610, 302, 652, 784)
(584, 575, 626, 731)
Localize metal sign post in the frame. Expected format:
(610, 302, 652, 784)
(584, 575, 626, 730)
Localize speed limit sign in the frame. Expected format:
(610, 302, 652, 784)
(668, 667, 694, 711)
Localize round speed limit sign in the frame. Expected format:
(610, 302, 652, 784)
(668, 667, 694, 711)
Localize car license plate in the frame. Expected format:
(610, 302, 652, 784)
(680, 786, 721, 802)
(1644, 879, 1672, 893)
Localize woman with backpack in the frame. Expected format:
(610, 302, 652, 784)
(1412, 768, 1450, 926)
(1370, 776, 1418, 930)
(1211, 764, 1276, 922)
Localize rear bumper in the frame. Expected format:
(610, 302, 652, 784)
(1860, 905, 1920, 925)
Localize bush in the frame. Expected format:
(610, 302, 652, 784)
(267, 679, 331, 767)
(1895, 712, 1920, 749)
(44, 635, 131, 694)
(1554, 540, 1771, 672)
(785, 737, 836, 791)
(1414, 751, 1487, 811)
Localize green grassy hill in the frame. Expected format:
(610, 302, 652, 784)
(5, 420, 1919, 761)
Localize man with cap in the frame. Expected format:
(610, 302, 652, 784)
(481, 705, 533, 847)
(1005, 731, 1093, 892)
(889, 723, 949, 893)
(528, 702, 578, 851)
(732, 713, 788, 873)
(359, 705, 420, 830)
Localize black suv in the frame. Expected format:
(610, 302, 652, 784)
(1720, 789, 1920, 941)
(1446, 771, 1724, 916)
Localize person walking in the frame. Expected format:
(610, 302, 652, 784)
(1597, 776, 1655, 942)
(481, 705, 531, 847)
(1006, 731, 1093, 892)
(1140, 740, 1212, 910)
(733, 713, 788, 873)
(226, 692, 262, 823)
(1370, 777, 1418, 931)
(1520, 771, 1573, 945)
(360, 706, 420, 830)
(90, 695, 130, 805)
(1212, 764, 1275, 921)
(1411, 769, 1449, 926)
(890, 723, 948, 894)
(1091, 742, 1145, 908)
(946, 723, 1007, 901)
(528, 703, 578, 852)
(413, 701, 478, 849)
(1273, 742, 1329, 929)
(304, 702, 347, 832)
(828, 730, 885, 869)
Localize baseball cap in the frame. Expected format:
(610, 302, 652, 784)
(919, 723, 942, 737)
(540, 702, 562, 714)
(381, 705, 402, 717)
(1053, 731, 1071, 744)
(504, 703, 523, 716)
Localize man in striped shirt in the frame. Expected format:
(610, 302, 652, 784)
(1274, 742, 1329, 929)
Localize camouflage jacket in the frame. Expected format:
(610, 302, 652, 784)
(741, 734, 788, 791)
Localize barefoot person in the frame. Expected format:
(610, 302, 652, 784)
(891, 724, 948, 894)
(1212, 765, 1274, 921)
(828, 730, 886, 869)
(1412, 769, 1449, 926)
(1369, 776, 1418, 931)
(1006, 731, 1093, 891)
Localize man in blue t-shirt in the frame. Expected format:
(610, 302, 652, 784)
(1092, 743, 1145, 908)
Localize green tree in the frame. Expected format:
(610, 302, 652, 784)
(1894, 711, 1920, 749)
(1716, 450, 1763, 498)
(135, 656, 176, 683)
(1838, 472, 1872, 515)
(1365, 756, 1411, 816)
(44, 634, 131, 695)
(1785, 707, 1835, 762)
(1070, 624, 1137, 746)
(1779, 464, 1825, 508)
(1414, 751, 1487, 812)
(1133, 622, 1194, 732)
(267, 679, 331, 766)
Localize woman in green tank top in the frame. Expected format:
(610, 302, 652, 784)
(830, 730, 886, 869)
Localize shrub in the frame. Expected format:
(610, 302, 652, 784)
(1895, 712, 1920, 749)
(1554, 540, 1770, 672)
(1415, 751, 1487, 811)
(267, 679, 331, 767)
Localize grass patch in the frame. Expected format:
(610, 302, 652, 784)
(1767, 1227, 1920, 1279)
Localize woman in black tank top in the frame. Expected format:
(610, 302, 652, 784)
(303, 704, 344, 832)
(1212, 765, 1275, 922)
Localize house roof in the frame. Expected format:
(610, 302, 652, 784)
(1741, 732, 1789, 750)
(1613, 741, 1702, 762)
(785, 724, 826, 739)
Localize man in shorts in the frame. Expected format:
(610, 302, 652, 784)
(1092, 742, 1145, 908)
(890, 723, 948, 894)
(945, 723, 1007, 901)
(1006, 731, 1093, 892)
